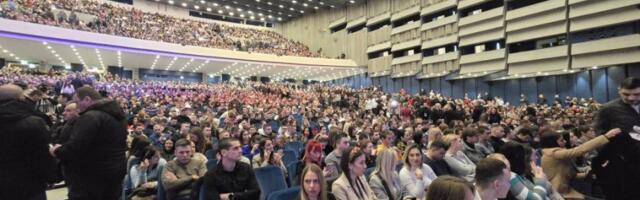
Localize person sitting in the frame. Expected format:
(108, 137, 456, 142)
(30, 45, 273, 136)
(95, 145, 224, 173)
(540, 128, 620, 199)
(369, 148, 403, 200)
(128, 146, 167, 200)
(251, 137, 287, 174)
(461, 127, 485, 164)
(294, 140, 330, 186)
(442, 134, 476, 182)
(331, 146, 376, 200)
(424, 140, 453, 176)
(474, 158, 511, 200)
(298, 164, 329, 200)
(202, 138, 260, 200)
(161, 139, 207, 200)
(399, 144, 438, 199)
(325, 133, 350, 183)
(426, 176, 475, 200)
(499, 143, 560, 200)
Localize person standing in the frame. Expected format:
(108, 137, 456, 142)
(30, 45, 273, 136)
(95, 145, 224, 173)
(593, 77, 640, 200)
(50, 86, 128, 200)
(0, 84, 54, 200)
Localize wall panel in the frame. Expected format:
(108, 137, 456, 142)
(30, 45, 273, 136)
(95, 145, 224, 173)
(452, 80, 464, 99)
(505, 79, 521, 105)
(464, 78, 477, 99)
(575, 71, 592, 98)
(521, 78, 537, 102)
(592, 68, 608, 103)
(537, 76, 557, 104)
(607, 66, 626, 101)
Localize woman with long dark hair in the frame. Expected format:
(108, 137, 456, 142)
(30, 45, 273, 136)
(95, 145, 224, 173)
(252, 137, 287, 173)
(500, 142, 559, 200)
(128, 147, 166, 200)
(331, 146, 375, 200)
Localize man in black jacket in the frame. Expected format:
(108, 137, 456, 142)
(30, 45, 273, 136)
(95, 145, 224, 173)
(50, 86, 127, 200)
(593, 77, 640, 200)
(0, 84, 54, 200)
(202, 138, 260, 200)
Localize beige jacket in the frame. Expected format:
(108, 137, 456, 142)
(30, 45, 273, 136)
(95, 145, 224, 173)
(332, 173, 377, 200)
(541, 135, 609, 198)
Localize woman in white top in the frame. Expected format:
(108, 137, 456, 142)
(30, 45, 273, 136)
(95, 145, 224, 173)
(399, 144, 438, 200)
(442, 134, 476, 182)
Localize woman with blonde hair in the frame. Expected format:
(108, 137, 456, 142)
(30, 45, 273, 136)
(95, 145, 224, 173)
(442, 134, 476, 182)
(299, 164, 328, 200)
(369, 148, 403, 200)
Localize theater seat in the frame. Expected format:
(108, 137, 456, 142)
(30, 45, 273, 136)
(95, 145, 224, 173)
(286, 160, 301, 186)
(267, 186, 300, 200)
(282, 149, 298, 167)
(255, 166, 288, 200)
(157, 166, 166, 200)
(365, 167, 375, 180)
(206, 159, 218, 170)
(284, 141, 303, 154)
(205, 149, 216, 160)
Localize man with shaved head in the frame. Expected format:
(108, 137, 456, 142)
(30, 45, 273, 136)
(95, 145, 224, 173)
(0, 84, 54, 200)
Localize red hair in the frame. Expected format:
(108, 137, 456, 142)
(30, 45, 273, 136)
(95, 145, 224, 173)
(303, 140, 323, 165)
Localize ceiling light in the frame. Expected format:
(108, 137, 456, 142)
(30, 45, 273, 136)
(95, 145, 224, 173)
(218, 10, 223, 13)
(168, 0, 174, 5)
(303, 3, 308, 6)
(181, 2, 188, 7)
(194, 5, 200, 9)
(206, 7, 212, 11)
(350, 0, 355, 3)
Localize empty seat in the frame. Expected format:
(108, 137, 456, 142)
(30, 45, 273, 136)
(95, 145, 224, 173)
(255, 166, 288, 200)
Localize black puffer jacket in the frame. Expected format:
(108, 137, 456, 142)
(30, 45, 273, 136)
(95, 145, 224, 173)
(55, 99, 128, 177)
(0, 99, 54, 199)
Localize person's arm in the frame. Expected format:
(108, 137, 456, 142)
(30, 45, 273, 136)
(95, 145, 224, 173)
(443, 153, 475, 177)
(422, 164, 438, 187)
(369, 175, 391, 200)
(509, 173, 546, 200)
(161, 164, 195, 192)
(26, 117, 55, 183)
(203, 171, 221, 200)
(550, 129, 617, 160)
(130, 165, 147, 188)
(399, 168, 425, 198)
(197, 160, 207, 177)
(54, 112, 100, 161)
(234, 166, 260, 200)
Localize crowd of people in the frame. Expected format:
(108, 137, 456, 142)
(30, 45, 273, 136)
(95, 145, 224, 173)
(1, 63, 639, 200)
(0, 0, 318, 57)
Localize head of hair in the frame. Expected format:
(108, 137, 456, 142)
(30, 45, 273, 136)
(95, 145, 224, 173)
(137, 146, 159, 166)
(332, 132, 348, 148)
(441, 134, 459, 150)
(403, 144, 422, 167)
(461, 127, 478, 141)
(74, 86, 103, 101)
(499, 142, 526, 176)
(619, 77, 640, 90)
(540, 130, 563, 148)
(372, 148, 400, 191)
(218, 137, 240, 155)
(174, 138, 191, 149)
(129, 135, 151, 158)
(303, 140, 323, 164)
(517, 127, 533, 136)
(299, 164, 328, 200)
(429, 140, 448, 151)
(426, 176, 475, 200)
(0, 84, 23, 101)
(475, 158, 508, 188)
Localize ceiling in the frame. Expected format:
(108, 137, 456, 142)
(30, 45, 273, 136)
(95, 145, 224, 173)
(0, 36, 366, 81)
(150, 0, 365, 23)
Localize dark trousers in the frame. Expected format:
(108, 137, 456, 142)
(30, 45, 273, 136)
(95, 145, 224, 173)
(66, 173, 124, 200)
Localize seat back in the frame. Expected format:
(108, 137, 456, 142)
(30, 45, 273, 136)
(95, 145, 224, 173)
(156, 165, 166, 200)
(282, 149, 298, 167)
(286, 160, 301, 186)
(365, 167, 375, 180)
(205, 149, 216, 160)
(284, 141, 303, 154)
(206, 159, 218, 170)
(255, 166, 288, 200)
(266, 186, 301, 200)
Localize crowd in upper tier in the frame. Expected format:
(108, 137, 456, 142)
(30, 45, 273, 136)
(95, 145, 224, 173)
(1, 64, 639, 200)
(0, 0, 319, 57)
